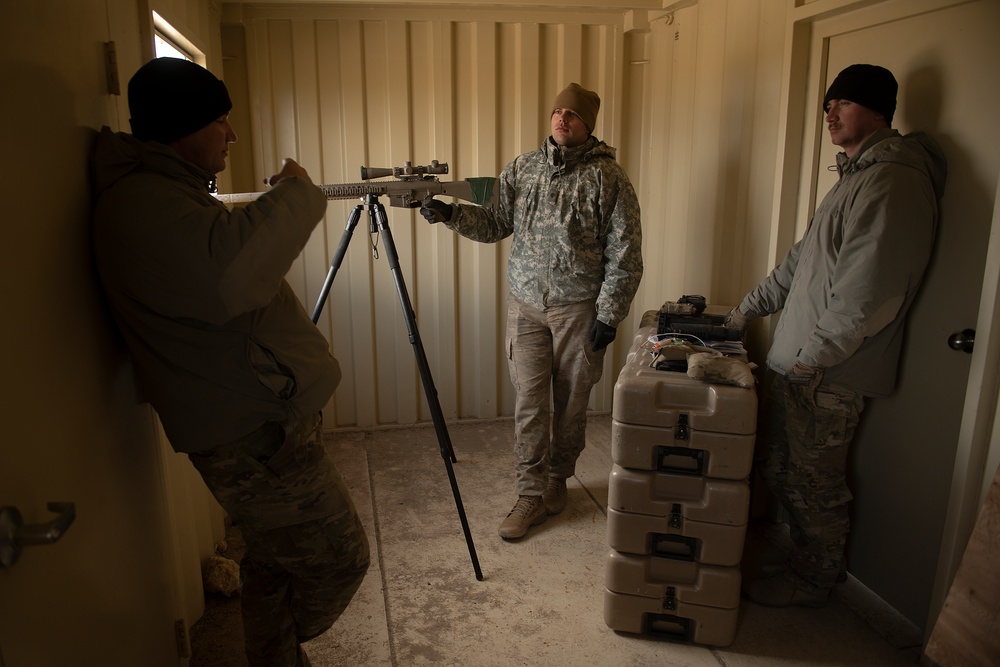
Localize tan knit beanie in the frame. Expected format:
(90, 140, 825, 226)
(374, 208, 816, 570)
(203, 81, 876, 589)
(552, 83, 600, 132)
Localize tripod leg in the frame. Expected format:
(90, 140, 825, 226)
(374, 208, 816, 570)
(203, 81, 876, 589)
(312, 204, 364, 324)
(367, 199, 457, 463)
(368, 197, 484, 581)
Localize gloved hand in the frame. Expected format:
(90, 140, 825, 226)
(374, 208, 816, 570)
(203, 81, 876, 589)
(785, 361, 823, 409)
(724, 307, 750, 333)
(589, 320, 616, 352)
(785, 361, 824, 392)
(419, 199, 453, 224)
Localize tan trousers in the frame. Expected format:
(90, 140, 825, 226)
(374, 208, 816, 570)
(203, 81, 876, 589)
(505, 296, 606, 495)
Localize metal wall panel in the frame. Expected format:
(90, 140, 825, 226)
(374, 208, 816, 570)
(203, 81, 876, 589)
(224, 1, 788, 428)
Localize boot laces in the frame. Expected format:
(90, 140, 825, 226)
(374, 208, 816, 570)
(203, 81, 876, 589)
(510, 496, 538, 518)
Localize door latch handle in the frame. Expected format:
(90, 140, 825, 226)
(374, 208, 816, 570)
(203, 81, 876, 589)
(0, 502, 76, 568)
(948, 329, 975, 354)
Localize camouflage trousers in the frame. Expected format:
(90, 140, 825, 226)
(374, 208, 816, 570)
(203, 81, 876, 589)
(760, 375, 865, 591)
(505, 296, 606, 495)
(189, 412, 370, 667)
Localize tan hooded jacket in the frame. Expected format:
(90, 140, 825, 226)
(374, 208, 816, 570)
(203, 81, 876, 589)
(739, 129, 947, 396)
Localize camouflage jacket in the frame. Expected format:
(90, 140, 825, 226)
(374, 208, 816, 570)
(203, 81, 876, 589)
(447, 136, 643, 327)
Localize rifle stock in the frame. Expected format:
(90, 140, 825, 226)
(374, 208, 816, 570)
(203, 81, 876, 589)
(215, 176, 497, 209)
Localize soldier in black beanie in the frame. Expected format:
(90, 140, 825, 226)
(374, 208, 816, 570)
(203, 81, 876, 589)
(824, 63, 898, 126)
(91, 58, 369, 667)
(821, 63, 899, 157)
(128, 57, 233, 144)
(726, 63, 946, 608)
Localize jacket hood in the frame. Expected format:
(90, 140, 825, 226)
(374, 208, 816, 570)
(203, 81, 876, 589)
(541, 135, 617, 168)
(91, 126, 216, 197)
(838, 128, 948, 199)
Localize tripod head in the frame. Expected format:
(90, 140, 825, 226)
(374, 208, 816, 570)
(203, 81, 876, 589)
(360, 160, 449, 181)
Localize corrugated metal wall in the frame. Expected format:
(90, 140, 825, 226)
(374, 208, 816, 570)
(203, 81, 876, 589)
(220, 0, 788, 428)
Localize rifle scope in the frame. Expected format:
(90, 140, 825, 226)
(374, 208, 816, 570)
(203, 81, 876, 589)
(361, 160, 449, 181)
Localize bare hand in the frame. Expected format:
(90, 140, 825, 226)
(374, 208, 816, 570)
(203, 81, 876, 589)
(788, 361, 819, 376)
(265, 158, 313, 187)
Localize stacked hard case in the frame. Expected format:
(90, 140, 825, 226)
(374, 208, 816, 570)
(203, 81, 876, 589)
(603, 321, 756, 647)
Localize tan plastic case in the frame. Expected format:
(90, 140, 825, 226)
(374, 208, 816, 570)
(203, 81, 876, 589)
(611, 419, 754, 480)
(606, 507, 747, 567)
(605, 549, 741, 608)
(614, 326, 757, 435)
(604, 588, 740, 647)
(608, 465, 750, 526)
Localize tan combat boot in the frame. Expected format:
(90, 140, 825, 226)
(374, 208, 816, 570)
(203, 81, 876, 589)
(498, 495, 546, 539)
(542, 476, 568, 515)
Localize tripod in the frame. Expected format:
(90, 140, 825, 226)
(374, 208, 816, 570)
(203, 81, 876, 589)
(312, 194, 483, 581)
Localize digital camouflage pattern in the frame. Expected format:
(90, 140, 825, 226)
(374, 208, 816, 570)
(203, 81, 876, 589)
(759, 376, 865, 590)
(189, 413, 370, 666)
(447, 135, 643, 328)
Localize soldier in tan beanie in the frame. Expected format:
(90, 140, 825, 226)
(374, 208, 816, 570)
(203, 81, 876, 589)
(552, 82, 601, 135)
(421, 83, 643, 540)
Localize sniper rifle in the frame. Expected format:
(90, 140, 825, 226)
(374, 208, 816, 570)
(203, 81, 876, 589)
(214, 160, 497, 209)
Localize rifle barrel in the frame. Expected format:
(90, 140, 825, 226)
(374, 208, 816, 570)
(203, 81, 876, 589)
(214, 181, 392, 205)
(214, 177, 496, 207)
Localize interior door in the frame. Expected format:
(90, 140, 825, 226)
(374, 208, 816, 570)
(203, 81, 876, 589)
(804, 0, 1000, 633)
(0, 1, 194, 665)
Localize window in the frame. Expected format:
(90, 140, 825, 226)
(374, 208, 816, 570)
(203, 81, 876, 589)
(154, 32, 190, 60)
(152, 11, 202, 63)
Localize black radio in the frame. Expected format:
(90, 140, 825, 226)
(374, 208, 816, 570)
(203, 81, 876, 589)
(655, 295, 742, 342)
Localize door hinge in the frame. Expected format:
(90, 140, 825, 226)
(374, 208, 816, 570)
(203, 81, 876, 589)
(104, 41, 121, 95)
(175, 619, 191, 659)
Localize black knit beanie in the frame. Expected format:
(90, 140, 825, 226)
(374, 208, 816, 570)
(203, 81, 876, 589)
(823, 64, 898, 125)
(128, 57, 232, 143)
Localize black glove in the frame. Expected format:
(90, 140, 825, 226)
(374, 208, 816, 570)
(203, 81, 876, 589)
(419, 199, 453, 224)
(589, 320, 616, 352)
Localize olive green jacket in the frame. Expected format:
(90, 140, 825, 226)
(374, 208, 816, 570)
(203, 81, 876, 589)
(91, 128, 337, 452)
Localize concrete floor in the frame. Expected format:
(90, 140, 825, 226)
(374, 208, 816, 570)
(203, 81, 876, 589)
(190, 414, 924, 666)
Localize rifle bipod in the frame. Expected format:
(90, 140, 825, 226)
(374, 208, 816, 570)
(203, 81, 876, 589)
(312, 194, 483, 581)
